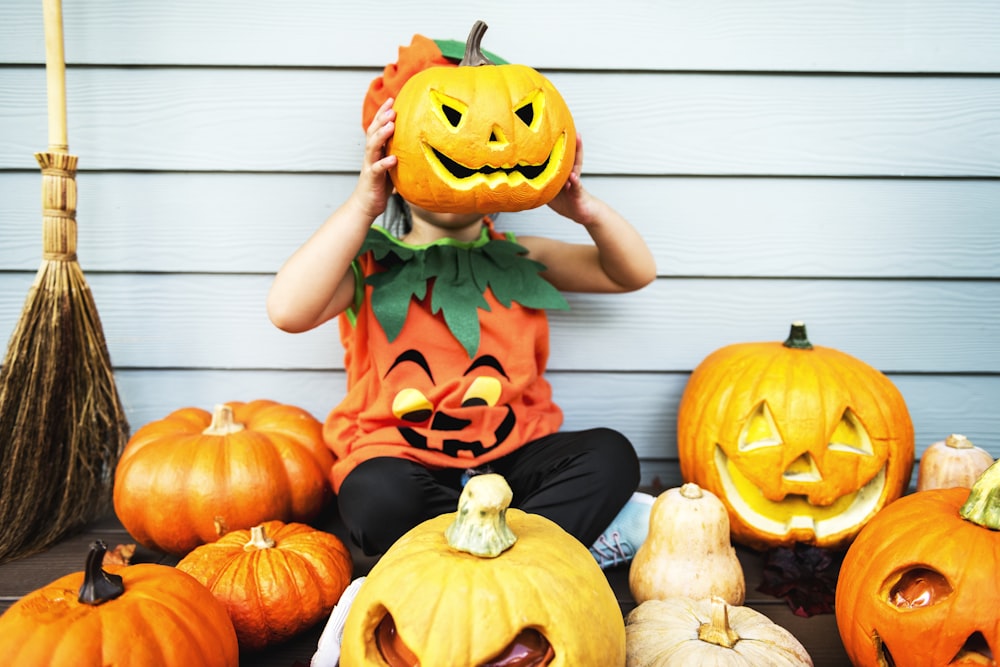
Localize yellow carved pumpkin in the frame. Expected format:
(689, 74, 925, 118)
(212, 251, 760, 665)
(389, 21, 576, 214)
(339, 474, 625, 665)
(677, 322, 914, 551)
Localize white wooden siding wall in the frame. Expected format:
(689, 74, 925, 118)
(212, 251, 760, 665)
(1, 1, 999, 489)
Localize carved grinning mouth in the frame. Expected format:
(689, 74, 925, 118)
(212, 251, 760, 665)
(432, 146, 551, 180)
(875, 630, 995, 666)
(421, 132, 567, 188)
(714, 444, 887, 541)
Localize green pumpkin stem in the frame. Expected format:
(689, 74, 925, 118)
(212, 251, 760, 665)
(782, 321, 814, 350)
(460, 20, 495, 67)
(78, 540, 125, 606)
(445, 473, 517, 557)
(959, 458, 1000, 530)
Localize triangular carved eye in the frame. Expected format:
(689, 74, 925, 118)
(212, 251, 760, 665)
(738, 402, 783, 452)
(431, 90, 468, 129)
(513, 89, 543, 130)
(828, 409, 873, 455)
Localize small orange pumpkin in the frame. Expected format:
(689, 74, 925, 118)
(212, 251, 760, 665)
(836, 459, 1000, 666)
(677, 322, 914, 551)
(389, 20, 576, 214)
(0, 541, 239, 666)
(176, 520, 353, 650)
(114, 400, 334, 555)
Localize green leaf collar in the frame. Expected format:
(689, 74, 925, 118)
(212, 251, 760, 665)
(362, 226, 569, 357)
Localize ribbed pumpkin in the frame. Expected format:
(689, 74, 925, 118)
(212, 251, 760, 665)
(677, 322, 914, 551)
(339, 473, 626, 666)
(626, 597, 813, 666)
(176, 520, 353, 650)
(0, 541, 239, 666)
(389, 20, 576, 214)
(114, 400, 334, 555)
(835, 460, 1000, 667)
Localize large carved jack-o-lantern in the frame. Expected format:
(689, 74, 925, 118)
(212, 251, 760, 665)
(677, 322, 914, 551)
(339, 474, 626, 665)
(836, 460, 1000, 667)
(389, 20, 577, 214)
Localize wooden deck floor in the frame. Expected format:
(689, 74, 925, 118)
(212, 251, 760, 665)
(0, 506, 853, 666)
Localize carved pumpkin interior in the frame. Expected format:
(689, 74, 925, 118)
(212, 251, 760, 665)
(376, 613, 554, 666)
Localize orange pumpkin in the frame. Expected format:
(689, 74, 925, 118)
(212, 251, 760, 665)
(0, 541, 239, 666)
(677, 322, 914, 550)
(114, 399, 334, 555)
(389, 20, 576, 214)
(176, 520, 353, 650)
(835, 460, 1000, 666)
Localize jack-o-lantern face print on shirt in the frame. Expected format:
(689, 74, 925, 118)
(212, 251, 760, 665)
(387, 349, 516, 458)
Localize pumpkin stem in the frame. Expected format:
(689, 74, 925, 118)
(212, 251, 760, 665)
(203, 404, 246, 436)
(680, 482, 704, 500)
(945, 433, 973, 449)
(444, 473, 517, 557)
(782, 321, 814, 350)
(460, 20, 495, 67)
(960, 458, 1000, 530)
(78, 540, 126, 606)
(697, 597, 741, 649)
(244, 524, 277, 551)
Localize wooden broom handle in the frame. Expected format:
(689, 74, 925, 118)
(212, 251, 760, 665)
(41, 0, 68, 153)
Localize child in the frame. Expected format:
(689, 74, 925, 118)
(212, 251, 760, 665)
(267, 36, 656, 572)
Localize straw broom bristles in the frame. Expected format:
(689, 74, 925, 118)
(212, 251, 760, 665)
(0, 152, 129, 563)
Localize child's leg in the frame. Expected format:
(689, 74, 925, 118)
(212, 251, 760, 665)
(494, 427, 641, 545)
(336, 457, 462, 556)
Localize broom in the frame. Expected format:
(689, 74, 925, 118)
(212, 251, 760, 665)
(0, 0, 129, 563)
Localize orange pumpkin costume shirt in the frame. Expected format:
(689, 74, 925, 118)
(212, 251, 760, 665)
(324, 222, 569, 492)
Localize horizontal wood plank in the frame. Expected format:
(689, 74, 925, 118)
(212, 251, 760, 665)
(2, 274, 998, 373)
(1, 0, 999, 74)
(2, 172, 999, 279)
(3, 68, 1000, 177)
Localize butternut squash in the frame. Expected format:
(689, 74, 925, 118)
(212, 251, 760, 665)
(629, 482, 745, 605)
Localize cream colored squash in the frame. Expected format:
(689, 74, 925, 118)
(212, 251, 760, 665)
(916, 433, 994, 491)
(625, 597, 813, 667)
(629, 483, 745, 605)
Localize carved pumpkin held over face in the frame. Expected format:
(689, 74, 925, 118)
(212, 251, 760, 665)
(387, 21, 577, 214)
(677, 322, 914, 551)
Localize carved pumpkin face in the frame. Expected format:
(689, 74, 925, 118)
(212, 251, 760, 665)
(836, 484, 1000, 666)
(677, 323, 914, 551)
(339, 475, 626, 665)
(389, 21, 576, 214)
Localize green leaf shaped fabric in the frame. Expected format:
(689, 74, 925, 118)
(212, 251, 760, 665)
(362, 226, 569, 356)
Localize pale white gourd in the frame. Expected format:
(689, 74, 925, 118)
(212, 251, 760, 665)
(628, 482, 745, 605)
(625, 597, 814, 667)
(916, 433, 994, 491)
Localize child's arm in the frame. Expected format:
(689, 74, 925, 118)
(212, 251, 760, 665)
(520, 135, 656, 293)
(267, 99, 398, 333)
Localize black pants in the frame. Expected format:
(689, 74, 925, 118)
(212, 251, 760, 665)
(337, 427, 640, 556)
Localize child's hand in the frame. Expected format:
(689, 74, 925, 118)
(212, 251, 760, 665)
(546, 134, 596, 224)
(353, 97, 398, 219)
